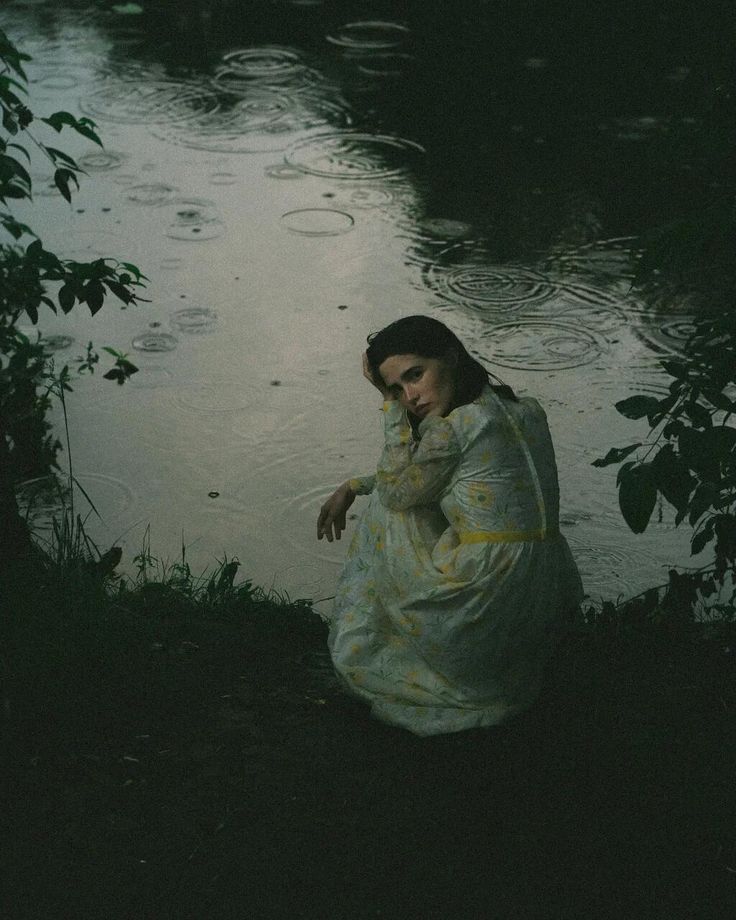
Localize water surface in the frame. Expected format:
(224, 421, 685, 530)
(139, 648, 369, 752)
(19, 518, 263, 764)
(7, 0, 727, 605)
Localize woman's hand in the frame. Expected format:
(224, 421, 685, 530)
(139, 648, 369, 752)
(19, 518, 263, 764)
(362, 352, 393, 400)
(317, 481, 357, 542)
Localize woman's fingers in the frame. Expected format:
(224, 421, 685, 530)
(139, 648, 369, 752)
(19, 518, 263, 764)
(317, 503, 330, 540)
(317, 483, 354, 541)
(317, 499, 340, 542)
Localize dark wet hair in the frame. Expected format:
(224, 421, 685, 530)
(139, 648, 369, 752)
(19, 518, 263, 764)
(366, 314, 516, 410)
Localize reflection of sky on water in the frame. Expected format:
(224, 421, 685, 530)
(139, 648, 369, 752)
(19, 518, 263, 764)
(5, 0, 715, 603)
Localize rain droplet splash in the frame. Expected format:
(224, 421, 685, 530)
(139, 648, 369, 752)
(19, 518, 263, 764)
(41, 334, 74, 352)
(164, 199, 225, 241)
(216, 46, 316, 88)
(634, 312, 699, 356)
(170, 308, 218, 333)
(78, 150, 128, 171)
(81, 80, 219, 125)
(326, 21, 411, 52)
(132, 332, 178, 353)
(264, 163, 306, 180)
(472, 320, 606, 370)
(285, 132, 424, 179)
(281, 208, 355, 236)
(126, 183, 180, 205)
(154, 92, 351, 155)
(424, 247, 558, 313)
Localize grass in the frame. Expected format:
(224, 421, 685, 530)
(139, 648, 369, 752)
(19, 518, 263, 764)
(1, 514, 735, 919)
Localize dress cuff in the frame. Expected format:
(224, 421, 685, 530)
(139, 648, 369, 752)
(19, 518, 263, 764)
(348, 475, 375, 495)
(382, 399, 412, 446)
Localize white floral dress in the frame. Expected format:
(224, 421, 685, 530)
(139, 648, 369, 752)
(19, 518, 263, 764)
(327, 384, 583, 736)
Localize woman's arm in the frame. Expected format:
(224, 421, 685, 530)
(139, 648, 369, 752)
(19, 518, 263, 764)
(376, 402, 460, 511)
(317, 480, 356, 542)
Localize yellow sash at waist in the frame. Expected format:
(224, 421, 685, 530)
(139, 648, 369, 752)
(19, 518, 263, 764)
(458, 527, 558, 544)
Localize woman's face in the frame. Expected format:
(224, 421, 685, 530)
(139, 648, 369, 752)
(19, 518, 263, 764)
(377, 352, 457, 419)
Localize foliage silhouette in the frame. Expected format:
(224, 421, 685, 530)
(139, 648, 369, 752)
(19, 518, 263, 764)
(0, 27, 147, 586)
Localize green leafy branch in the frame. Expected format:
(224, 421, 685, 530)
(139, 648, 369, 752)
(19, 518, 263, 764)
(0, 26, 149, 494)
(594, 311, 736, 585)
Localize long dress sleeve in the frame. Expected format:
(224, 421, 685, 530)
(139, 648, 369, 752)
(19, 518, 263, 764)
(376, 401, 461, 511)
(348, 474, 376, 495)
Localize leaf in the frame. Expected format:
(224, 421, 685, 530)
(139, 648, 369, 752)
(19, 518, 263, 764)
(618, 463, 657, 534)
(6, 142, 31, 163)
(702, 389, 736, 412)
(58, 283, 76, 313)
(84, 280, 105, 315)
(688, 482, 719, 527)
(120, 262, 147, 281)
(118, 359, 138, 375)
(53, 167, 79, 203)
(105, 279, 134, 304)
(0, 152, 32, 189)
(43, 146, 79, 170)
(662, 418, 685, 439)
(41, 110, 78, 132)
(684, 401, 713, 428)
(651, 444, 695, 512)
(661, 359, 687, 379)
(103, 368, 126, 384)
(616, 459, 637, 486)
(25, 238, 43, 260)
(72, 122, 103, 148)
(0, 214, 32, 239)
(614, 395, 663, 420)
(2, 107, 18, 135)
(592, 443, 641, 468)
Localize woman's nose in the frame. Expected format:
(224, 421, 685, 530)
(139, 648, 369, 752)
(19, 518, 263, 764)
(404, 384, 419, 404)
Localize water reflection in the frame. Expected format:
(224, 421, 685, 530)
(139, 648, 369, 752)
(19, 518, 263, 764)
(16, 473, 136, 535)
(5, 0, 722, 603)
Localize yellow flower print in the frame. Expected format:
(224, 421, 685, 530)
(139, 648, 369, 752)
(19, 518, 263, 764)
(468, 482, 495, 508)
(480, 449, 493, 465)
(401, 614, 422, 637)
(350, 643, 362, 656)
(430, 425, 453, 444)
(449, 507, 467, 527)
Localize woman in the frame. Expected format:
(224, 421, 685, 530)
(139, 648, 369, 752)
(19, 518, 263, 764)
(318, 315, 583, 736)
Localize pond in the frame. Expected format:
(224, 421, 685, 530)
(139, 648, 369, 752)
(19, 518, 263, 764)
(6, 0, 726, 606)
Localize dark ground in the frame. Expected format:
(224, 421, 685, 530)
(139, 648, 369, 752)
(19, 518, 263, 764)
(2, 591, 735, 920)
